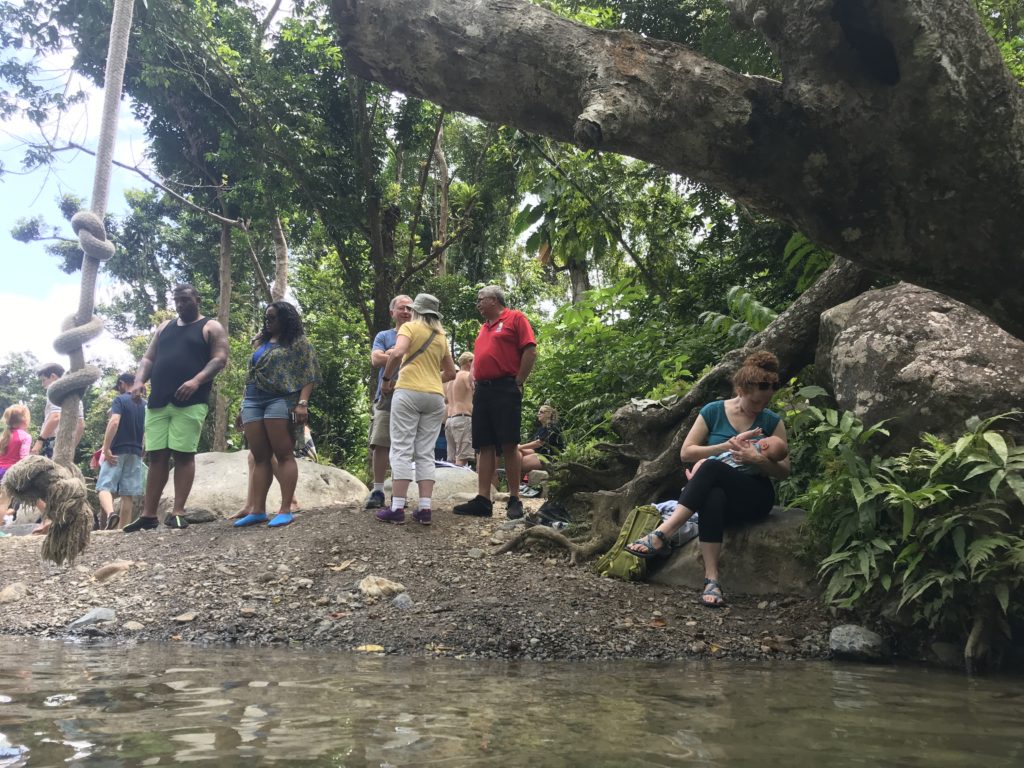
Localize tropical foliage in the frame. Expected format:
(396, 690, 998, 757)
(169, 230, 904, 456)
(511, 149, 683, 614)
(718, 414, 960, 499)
(786, 392, 1024, 652)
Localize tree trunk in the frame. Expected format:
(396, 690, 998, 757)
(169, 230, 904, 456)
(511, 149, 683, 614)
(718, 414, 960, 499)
(270, 214, 289, 301)
(433, 124, 450, 276)
(213, 220, 232, 453)
(566, 258, 591, 304)
(331, 0, 1024, 340)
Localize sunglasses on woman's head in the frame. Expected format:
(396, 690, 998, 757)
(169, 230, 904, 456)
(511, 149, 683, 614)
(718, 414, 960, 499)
(756, 381, 782, 391)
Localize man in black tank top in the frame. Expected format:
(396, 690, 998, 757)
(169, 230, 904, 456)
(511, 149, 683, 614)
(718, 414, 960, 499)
(125, 284, 229, 532)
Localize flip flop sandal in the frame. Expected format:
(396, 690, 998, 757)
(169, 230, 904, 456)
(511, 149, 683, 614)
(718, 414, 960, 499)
(699, 578, 726, 608)
(626, 529, 670, 560)
(105, 513, 120, 530)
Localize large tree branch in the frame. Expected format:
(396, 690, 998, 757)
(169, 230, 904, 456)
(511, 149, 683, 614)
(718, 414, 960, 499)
(332, 0, 1024, 338)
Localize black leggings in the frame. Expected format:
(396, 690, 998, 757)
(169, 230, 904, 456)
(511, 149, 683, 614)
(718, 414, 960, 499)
(678, 460, 775, 543)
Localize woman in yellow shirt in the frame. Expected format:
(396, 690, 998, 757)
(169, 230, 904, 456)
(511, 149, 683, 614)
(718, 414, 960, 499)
(377, 293, 457, 525)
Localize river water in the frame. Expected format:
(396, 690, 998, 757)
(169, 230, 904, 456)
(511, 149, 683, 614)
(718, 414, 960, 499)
(1, 636, 1020, 766)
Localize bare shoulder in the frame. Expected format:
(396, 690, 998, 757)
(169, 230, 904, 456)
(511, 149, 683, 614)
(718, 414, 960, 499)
(204, 318, 228, 339)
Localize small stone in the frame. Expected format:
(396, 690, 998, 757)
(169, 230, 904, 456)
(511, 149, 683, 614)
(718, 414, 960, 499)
(276, 564, 291, 574)
(239, 606, 258, 618)
(530, 637, 540, 646)
(294, 578, 313, 589)
(758, 600, 769, 610)
(689, 641, 708, 654)
(0, 581, 28, 603)
(122, 621, 145, 632)
(391, 593, 414, 610)
(173, 612, 196, 623)
(467, 548, 485, 559)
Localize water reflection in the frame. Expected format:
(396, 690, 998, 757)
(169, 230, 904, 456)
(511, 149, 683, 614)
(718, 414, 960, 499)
(0, 636, 1021, 766)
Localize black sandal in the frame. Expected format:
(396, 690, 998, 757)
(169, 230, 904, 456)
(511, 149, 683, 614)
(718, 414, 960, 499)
(626, 529, 670, 559)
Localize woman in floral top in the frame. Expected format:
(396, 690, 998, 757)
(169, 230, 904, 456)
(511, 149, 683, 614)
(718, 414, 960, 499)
(234, 301, 321, 529)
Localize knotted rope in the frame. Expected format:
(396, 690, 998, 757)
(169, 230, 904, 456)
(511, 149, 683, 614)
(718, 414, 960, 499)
(37, 0, 136, 564)
(3, 457, 92, 566)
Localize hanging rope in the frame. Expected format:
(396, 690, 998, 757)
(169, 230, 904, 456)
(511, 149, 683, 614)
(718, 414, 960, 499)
(35, 0, 136, 564)
(3, 457, 92, 565)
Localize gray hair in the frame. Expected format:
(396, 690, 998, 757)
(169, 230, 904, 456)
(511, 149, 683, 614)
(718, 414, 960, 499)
(479, 284, 506, 306)
(389, 294, 412, 311)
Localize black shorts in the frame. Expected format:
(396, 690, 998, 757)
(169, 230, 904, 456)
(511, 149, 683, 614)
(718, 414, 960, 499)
(472, 377, 522, 449)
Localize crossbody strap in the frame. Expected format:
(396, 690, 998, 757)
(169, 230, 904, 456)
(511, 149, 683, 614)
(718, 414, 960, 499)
(399, 330, 438, 370)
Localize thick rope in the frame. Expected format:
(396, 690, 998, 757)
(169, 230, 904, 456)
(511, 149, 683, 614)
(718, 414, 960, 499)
(41, 0, 136, 564)
(3, 457, 92, 565)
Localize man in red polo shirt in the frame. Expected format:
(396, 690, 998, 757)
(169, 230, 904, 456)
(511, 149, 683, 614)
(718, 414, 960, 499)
(453, 284, 537, 519)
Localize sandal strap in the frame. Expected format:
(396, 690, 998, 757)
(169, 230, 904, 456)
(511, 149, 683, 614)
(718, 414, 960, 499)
(652, 529, 668, 544)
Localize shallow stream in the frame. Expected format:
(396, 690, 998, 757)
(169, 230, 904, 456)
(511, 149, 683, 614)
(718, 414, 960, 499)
(1, 637, 1020, 766)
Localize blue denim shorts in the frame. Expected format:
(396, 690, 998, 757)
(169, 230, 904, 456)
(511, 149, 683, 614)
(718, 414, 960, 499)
(241, 385, 295, 424)
(95, 453, 146, 496)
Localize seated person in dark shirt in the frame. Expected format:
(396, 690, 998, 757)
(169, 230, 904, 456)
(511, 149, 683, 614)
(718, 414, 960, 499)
(519, 404, 564, 474)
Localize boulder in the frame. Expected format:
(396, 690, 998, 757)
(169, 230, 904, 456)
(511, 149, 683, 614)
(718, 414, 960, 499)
(156, 451, 367, 520)
(830, 624, 888, 662)
(384, 466, 482, 506)
(817, 284, 1024, 454)
(648, 507, 817, 595)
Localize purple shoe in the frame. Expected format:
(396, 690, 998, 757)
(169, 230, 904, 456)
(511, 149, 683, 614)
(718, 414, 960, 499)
(411, 508, 432, 525)
(375, 506, 405, 525)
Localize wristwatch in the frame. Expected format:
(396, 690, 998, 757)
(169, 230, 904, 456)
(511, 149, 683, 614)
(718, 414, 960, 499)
(297, 399, 309, 406)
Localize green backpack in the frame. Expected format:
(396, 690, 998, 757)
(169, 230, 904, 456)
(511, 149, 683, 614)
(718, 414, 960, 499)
(593, 504, 664, 581)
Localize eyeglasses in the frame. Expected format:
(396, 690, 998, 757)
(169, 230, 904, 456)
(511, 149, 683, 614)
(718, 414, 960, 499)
(755, 381, 782, 391)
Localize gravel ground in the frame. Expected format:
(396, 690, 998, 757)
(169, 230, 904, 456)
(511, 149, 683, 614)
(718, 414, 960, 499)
(0, 499, 835, 661)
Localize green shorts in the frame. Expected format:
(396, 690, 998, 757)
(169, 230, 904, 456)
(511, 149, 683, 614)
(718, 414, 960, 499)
(145, 403, 208, 454)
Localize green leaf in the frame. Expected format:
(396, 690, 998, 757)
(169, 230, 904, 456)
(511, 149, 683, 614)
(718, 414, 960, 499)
(995, 583, 1010, 614)
(798, 385, 828, 400)
(1005, 473, 1024, 506)
(902, 501, 914, 539)
(989, 469, 1006, 497)
(953, 434, 973, 458)
(952, 527, 966, 563)
(983, 432, 1009, 465)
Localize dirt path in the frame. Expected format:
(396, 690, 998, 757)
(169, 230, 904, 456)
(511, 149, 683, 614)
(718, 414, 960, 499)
(0, 501, 834, 661)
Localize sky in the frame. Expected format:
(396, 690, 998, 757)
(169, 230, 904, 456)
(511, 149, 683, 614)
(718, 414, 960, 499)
(0, 1, 293, 372)
(0, 51, 147, 369)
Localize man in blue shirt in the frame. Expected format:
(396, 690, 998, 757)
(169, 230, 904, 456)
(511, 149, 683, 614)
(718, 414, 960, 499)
(96, 373, 147, 529)
(365, 294, 412, 509)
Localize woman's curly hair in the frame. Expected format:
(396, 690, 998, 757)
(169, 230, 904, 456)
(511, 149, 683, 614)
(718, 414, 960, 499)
(259, 301, 305, 346)
(732, 350, 780, 390)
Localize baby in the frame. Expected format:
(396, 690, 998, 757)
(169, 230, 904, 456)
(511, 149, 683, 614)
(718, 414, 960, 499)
(709, 434, 788, 471)
(686, 428, 788, 479)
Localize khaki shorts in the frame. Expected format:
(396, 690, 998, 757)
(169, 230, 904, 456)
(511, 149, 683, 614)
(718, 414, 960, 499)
(368, 404, 391, 448)
(145, 403, 208, 454)
(445, 414, 474, 462)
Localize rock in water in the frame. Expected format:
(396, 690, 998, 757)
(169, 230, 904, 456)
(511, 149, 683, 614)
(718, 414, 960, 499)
(68, 607, 116, 629)
(829, 624, 887, 662)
